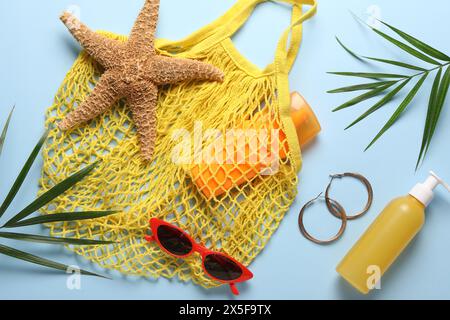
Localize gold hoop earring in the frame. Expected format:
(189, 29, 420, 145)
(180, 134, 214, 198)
(325, 172, 373, 221)
(298, 193, 347, 245)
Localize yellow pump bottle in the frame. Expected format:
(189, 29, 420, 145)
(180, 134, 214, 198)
(337, 171, 450, 294)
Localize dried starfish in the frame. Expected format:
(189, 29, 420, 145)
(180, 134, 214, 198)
(59, 0, 224, 160)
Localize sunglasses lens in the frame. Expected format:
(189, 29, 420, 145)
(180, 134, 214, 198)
(157, 225, 193, 256)
(204, 254, 243, 281)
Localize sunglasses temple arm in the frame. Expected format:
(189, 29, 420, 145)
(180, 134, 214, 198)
(230, 283, 239, 296)
(144, 235, 155, 242)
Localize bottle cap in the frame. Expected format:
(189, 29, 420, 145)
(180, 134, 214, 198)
(409, 171, 450, 206)
(290, 92, 321, 146)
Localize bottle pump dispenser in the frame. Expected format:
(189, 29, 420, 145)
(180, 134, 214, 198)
(337, 171, 450, 294)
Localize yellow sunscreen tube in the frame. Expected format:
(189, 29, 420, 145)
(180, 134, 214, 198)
(337, 171, 450, 294)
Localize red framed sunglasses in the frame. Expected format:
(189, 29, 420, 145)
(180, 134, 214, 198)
(144, 218, 253, 295)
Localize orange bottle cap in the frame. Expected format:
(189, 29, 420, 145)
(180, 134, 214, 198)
(290, 92, 321, 147)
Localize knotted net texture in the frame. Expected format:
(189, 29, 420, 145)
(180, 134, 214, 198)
(39, 31, 300, 289)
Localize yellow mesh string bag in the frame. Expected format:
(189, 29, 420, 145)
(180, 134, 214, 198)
(40, 0, 317, 289)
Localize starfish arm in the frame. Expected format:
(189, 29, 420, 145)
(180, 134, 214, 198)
(128, 0, 160, 52)
(126, 81, 158, 161)
(59, 70, 124, 131)
(151, 56, 224, 85)
(60, 12, 123, 69)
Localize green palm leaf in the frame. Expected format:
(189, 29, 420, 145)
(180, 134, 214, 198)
(346, 79, 410, 129)
(4, 210, 119, 228)
(428, 67, 450, 141)
(0, 232, 115, 245)
(0, 106, 14, 157)
(0, 244, 109, 278)
(416, 69, 443, 169)
(370, 28, 440, 65)
(331, 15, 450, 166)
(4, 162, 99, 226)
(0, 130, 49, 219)
(328, 81, 397, 94)
(336, 37, 426, 71)
(335, 36, 362, 60)
(0, 112, 117, 279)
(333, 82, 396, 111)
(348, 12, 442, 66)
(366, 73, 428, 150)
(363, 56, 427, 71)
(328, 72, 408, 80)
(425, 67, 450, 154)
(380, 20, 450, 62)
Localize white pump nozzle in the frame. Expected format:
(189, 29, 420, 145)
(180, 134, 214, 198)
(409, 171, 450, 207)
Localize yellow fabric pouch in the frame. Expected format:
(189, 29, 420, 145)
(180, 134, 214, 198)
(40, 0, 317, 288)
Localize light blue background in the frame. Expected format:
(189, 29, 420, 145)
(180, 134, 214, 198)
(1, 0, 450, 300)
